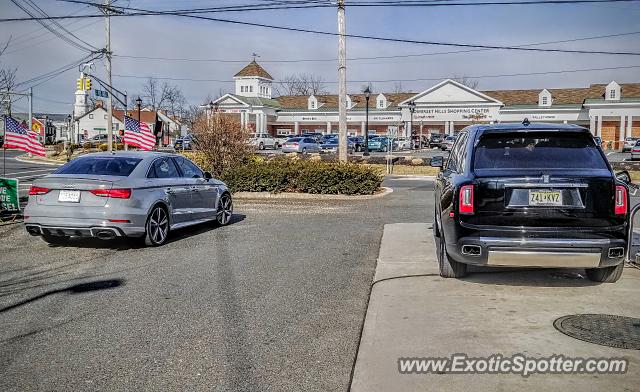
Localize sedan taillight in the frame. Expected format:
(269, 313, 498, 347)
(90, 188, 132, 199)
(615, 185, 627, 215)
(459, 185, 474, 215)
(28, 186, 50, 195)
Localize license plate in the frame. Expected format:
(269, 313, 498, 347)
(58, 190, 81, 203)
(529, 190, 562, 206)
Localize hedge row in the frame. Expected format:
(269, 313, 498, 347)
(221, 158, 383, 195)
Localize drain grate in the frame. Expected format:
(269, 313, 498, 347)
(554, 314, 640, 350)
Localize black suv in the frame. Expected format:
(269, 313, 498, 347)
(431, 122, 629, 282)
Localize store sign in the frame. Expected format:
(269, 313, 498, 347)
(411, 107, 500, 121)
(279, 113, 401, 123)
(0, 178, 19, 212)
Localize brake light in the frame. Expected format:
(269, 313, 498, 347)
(90, 188, 132, 199)
(615, 185, 627, 215)
(28, 186, 50, 195)
(459, 185, 474, 215)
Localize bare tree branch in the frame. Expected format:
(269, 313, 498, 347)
(274, 73, 327, 96)
(452, 76, 479, 90)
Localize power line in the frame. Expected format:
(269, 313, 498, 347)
(112, 64, 640, 84)
(112, 29, 640, 64)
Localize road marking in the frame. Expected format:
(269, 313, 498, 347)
(3, 168, 55, 176)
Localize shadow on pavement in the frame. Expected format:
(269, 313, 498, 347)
(0, 278, 125, 313)
(44, 213, 247, 250)
(462, 268, 602, 287)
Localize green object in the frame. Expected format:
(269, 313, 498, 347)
(0, 177, 20, 212)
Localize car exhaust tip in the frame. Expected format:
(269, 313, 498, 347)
(461, 245, 482, 256)
(95, 230, 117, 240)
(608, 247, 624, 259)
(25, 225, 41, 236)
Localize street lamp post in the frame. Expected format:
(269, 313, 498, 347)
(208, 100, 215, 127)
(363, 86, 371, 157)
(408, 101, 416, 145)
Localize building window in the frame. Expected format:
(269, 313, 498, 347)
(249, 86, 253, 93)
(541, 96, 548, 106)
(610, 89, 616, 99)
(311, 101, 316, 109)
(89, 114, 93, 119)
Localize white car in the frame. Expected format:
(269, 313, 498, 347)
(622, 137, 638, 152)
(395, 137, 412, 150)
(250, 133, 278, 150)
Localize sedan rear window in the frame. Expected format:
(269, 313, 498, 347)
(54, 156, 142, 176)
(287, 138, 301, 142)
(473, 132, 608, 170)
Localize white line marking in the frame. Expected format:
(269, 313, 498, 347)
(607, 152, 615, 156)
(4, 168, 55, 176)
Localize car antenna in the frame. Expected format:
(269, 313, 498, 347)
(522, 118, 530, 126)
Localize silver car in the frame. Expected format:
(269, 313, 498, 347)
(281, 137, 321, 153)
(622, 137, 638, 152)
(24, 152, 233, 246)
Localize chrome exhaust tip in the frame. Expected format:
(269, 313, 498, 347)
(461, 245, 482, 256)
(608, 247, 624, 259)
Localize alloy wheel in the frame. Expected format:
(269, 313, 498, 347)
(148, 206, 169, 245)
(217, 194, 233, 225)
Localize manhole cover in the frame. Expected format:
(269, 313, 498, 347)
(554, 314, 640, 350)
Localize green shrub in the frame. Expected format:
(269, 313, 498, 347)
(222, 158, 383, 195)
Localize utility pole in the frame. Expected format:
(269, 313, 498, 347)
(104, 0, 114, 152)
(337, 0, 347, 162)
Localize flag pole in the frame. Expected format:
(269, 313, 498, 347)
(2, 115, 6, 177)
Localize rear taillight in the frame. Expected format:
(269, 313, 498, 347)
(90, 188, 132, 199)
(459, 185, 474, 215)
(28, 186, 50, 195)
(615, 185, 627, 215)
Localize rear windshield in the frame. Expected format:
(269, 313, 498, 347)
(473, 132, 608, 170)
(287, 138, 301, 142)
(55, 156, 142, 176)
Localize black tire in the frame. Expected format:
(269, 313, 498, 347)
(436, 233, 467, 278)
(214, 193, 233, 226)
(585, 263, 624, 283)
(41, 234, 69, 245)
(144, 205, 169, 247)
(259, 142, 264, 150)
(433, 218, 440, 238)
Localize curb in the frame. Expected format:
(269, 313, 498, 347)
(233, 186, 393, 201)
(385, 175, 436, 179)
(14, 154, 64, 166)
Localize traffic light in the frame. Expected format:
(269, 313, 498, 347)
(76, 78, 84, 90)
(85, 78, 92, 90)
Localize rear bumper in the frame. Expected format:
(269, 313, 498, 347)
(24, 215, 146, 238)
(449, 236, 626, 268)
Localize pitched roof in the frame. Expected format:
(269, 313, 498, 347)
(228, 94, 281, 108)
(275, 93, 415, 110)
(482, 83, 640, 106)
(113, 109, 157, 124)
(234, 60, 273, 80)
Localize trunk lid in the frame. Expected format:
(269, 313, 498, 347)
(32, 174, 121, 207)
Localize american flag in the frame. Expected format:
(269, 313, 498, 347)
(3, 116, 46, 157)
(124, 116, 155, 151)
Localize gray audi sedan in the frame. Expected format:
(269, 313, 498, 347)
(24, 151, 233, 246)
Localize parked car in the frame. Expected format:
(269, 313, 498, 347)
(368, 136, 397, 152)
(88, 134, 108, 146)
(24, 152, 233, 247)
(174, 134, 195, 150)
(631, 140, 640, 160)
(275, 134, 293, 147)
(395, 137, 412, 150)
(349, 136, 365, 152)
(431, 122, 628, 282)
(320, 137, 354, 154)
(250, 133, 278, 150)
(281, 137, 321, 153)
(428, 133, 444, 149)
(411, 135, 429, 149)
(622, 137, 638, 152)
(441, 136, 455, 151)
(300, 133, 323, 142)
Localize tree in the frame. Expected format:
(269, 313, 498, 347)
(141, 77, 186, 116)
(452, 76, 479, 90)
(0, 37, 17, 115)
(274, 73, 327, 96)
(191, 113, 253, 177)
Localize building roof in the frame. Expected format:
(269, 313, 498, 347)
(481, 83, 640, 106)
(234, 60, 274, 80)
(112, 109, 157, 124)
(272, 82, 640, 110)
(229, 94, 281, 108)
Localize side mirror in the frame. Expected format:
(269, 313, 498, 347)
(616, 170, 631, 184)
(204, 171, 213, 180)
(430, 155, 444, 168)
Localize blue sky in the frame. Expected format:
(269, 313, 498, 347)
(1, 0, 640, 113)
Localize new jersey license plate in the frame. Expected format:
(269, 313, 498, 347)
(529, 190, 562, 206)
(58, 190, 81, 203)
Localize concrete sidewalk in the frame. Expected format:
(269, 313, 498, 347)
(351, 223, 640, 391)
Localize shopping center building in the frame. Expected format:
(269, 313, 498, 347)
(210, 60, 640, 143)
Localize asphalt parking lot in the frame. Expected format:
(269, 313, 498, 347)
(0, 176, 433, 392)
